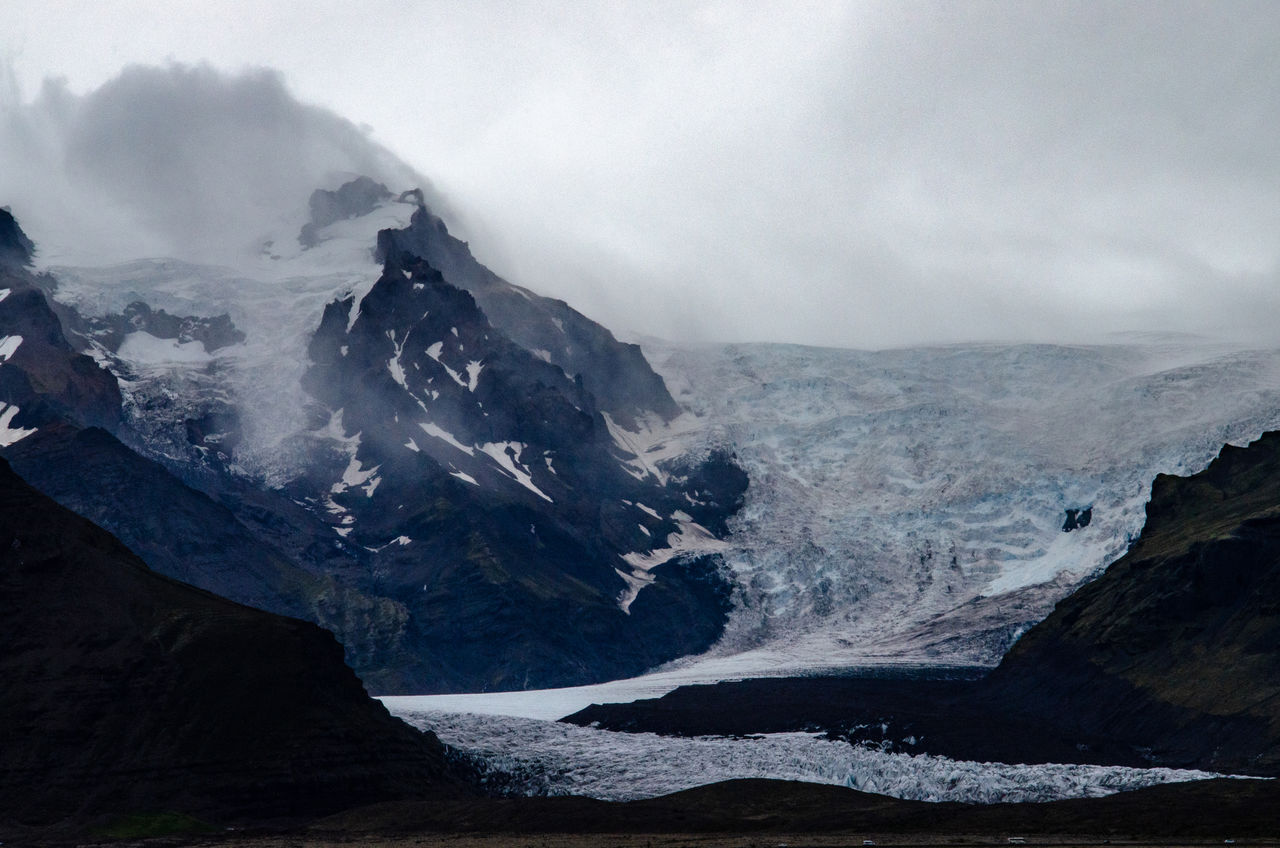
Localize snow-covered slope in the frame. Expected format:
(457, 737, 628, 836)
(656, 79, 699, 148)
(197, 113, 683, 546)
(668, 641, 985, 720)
(24, 185, 745, 692)
(641, 337, 1280, 675)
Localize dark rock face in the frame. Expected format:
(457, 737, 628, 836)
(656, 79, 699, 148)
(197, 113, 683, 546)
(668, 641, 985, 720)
(299, 255, 740, 692)
(300, 176, 393, 247)
(375, 201, 681, 427)
(0, 239, 414, 686)
(0, 270, 122, 433)
(82, 300, 246, 353)
(0, 205, 743, 694)
(0, 423, 416, 682)
(1062, 506, 1092, 531)
(0, 457, 460, 826)
(0, 208, 35, 269)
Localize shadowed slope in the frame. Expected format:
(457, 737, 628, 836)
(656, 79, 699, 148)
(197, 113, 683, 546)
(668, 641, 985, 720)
(0, 457, 463, 827)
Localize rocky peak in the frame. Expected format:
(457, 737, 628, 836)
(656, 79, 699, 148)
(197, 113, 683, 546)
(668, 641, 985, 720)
(300, 176, 394, 247)
(0, 207, 34, 270)
(297, 250, 743, 691)
(0, 261, 122, 435)
(375, 201, 681, 427)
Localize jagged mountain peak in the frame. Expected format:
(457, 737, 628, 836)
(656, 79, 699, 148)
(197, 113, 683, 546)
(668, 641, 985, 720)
(0, 207, 35, 270)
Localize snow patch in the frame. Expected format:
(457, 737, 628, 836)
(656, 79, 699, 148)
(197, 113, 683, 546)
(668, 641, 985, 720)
(0, 335, 21, 362)
(466, 360, 484, 392)
(420, 421, 475, 456)
(478, 441, 553, 502)
(0, 403, 36, 446)
(451, 470, 479, 485)
(617, 515, 727, 612)
(634, 502, 661, 520)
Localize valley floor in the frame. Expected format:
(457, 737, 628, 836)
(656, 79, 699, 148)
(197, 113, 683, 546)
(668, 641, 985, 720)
(71, 837, 1280, 848)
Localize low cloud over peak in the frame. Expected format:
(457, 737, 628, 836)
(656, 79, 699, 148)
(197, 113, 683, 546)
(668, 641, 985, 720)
(1, 62, 434, 267)
(5, 3, 1280, 348)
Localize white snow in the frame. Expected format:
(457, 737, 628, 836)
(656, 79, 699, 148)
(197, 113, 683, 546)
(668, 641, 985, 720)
(41, 194, 416, 487)
(617, 516, 727, 612)
(388, 357, 406, 387)
(0, 288, 9, 302)
(478, 440, 553, 502)
(465, 360, 484, 391)
(0, 403, 36, 446)
(0, 335, 21, 362)
(404, 438, 420, 452)
(394, 709, 1236, 805)
(451, 470, 479, 485)
(117, 331, 211, 364)
(600, 410, 705, 485)
(340, 456, 378, 488)
(419, 421, 475, 456)
(634, 502, 661, 520)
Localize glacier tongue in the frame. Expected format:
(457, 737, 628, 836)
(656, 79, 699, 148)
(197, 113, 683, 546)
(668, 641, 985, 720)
(398, 709, 1231, 804)
(641, 337, 1280, 675)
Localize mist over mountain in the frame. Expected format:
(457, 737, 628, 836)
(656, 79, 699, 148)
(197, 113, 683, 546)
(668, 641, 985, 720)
(0, 63, 441, 268)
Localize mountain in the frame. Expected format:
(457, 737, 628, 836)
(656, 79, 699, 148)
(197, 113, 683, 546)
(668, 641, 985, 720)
(373, 197, 681, 428)
(4, 195, 746, 693)
(296, 215, 744, 691)
(0, 455, 461, 827)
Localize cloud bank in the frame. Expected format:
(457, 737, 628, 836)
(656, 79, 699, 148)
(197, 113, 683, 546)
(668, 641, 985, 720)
(0, 62, 434, 267)
(4, 2, 1280, 348)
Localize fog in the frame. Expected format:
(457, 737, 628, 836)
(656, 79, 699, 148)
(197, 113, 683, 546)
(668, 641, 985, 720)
(4, 1, 1280, 348)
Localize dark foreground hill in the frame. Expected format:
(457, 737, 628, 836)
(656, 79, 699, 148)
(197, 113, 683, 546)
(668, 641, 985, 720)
(0, 457, 464, 829)
(256, 777, 1280, 844)
(568, 431, 1280, 776)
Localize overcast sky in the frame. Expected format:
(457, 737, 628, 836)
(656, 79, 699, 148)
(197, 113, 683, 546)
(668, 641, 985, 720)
(3, 1, 1280, 348)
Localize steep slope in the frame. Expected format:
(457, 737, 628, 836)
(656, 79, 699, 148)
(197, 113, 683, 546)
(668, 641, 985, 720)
(0, 256, 413, 682)
(985, 429, 1280, 773)
(13, 197, 745, 693)
(300, 251, 740, 691)
(373, 198, 680, 427)
(0, 457, 461, 826)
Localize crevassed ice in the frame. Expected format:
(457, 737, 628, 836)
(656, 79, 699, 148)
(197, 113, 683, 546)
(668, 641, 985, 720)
(633, 338, 1280, 676)
(398, 709, 1235, 805)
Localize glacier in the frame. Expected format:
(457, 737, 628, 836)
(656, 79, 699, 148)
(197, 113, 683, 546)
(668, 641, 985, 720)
(395, 708, 1237, 804)
(637, 336, 1280, 676)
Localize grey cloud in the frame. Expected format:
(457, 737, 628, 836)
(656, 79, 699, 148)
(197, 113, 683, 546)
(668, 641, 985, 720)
(5, 3, 1280, 348)
(1, 62, 439, 265)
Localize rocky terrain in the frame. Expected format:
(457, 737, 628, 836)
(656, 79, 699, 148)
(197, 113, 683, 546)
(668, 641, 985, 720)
(0, 456, 462, 829)
(1, 199, 747, 693)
